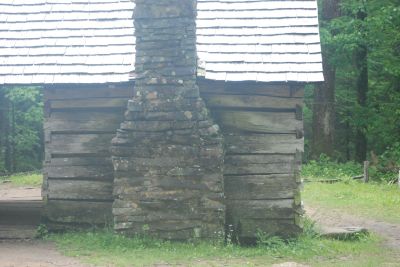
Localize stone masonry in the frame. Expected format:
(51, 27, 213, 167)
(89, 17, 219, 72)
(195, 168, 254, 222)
(110, 0, 225, 240)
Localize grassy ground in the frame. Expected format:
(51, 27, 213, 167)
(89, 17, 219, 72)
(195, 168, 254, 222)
(304, 180, 400, 224)
(51, 229, 391, 267)
(3, 169, 397, 266)
(0, 172, 42, 187)
(50, 175, 400, 266)
(302, 157, 400, 223)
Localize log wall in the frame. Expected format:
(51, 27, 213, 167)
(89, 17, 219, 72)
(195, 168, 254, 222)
(42, 79, 304, 239)
(42, 83, 134, 229)
(199, 79, 304, 242)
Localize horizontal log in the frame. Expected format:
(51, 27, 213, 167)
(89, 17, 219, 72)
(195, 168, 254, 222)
(224, 154, 298, 175)
(49, 133, 114, 156)
(44, 83, 134, 100)
(225, 162, 294, 175)
(0, 199, 42, 207)
(226, 154, 297, 165)
(202, 94, 302, 110)
(45, 165, 113, 180)
(212, 111, 302, 134)
(224, 174, 298, 200)
(226, 199, 296, 220)
(225, 133, 304, 154)
(114, 176, 222, 194)
(0, 225, 38, 239)
(44, 200, 112, 225)
(47, 179, 113, 200)
(233, 219, 300, 239)
(0, 202, 42, 225)
(50, 98, 128, 110)
(198, 78, 304, 98)
(47, 157, 112, 167)
(45, 111, 124, 133)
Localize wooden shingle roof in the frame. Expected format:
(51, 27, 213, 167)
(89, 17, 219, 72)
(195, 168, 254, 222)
(0, 0, 136, 84)
(0, 0, 323, 84)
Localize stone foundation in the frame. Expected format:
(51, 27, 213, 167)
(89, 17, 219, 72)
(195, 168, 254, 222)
(110, 0, 225, 240)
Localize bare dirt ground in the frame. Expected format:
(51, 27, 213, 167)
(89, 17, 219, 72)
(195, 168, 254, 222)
(0, 183, 41, 201)
(0, 239, 90, 267)
(0, 184, 90, 267)
(305, 205, 400, 250)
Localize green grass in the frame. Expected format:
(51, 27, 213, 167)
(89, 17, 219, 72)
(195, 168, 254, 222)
(304, 180, 400, 224)
(301, 158, 362, 181)
(302, 157, 400, 223)
(4, 165, 395, 266)
(50, 228, 394, 267)
(0, 172, 42, 186)
(301, 155, 399, 183)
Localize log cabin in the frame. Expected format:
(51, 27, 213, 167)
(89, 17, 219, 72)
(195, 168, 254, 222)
(0, 0, 323, 242)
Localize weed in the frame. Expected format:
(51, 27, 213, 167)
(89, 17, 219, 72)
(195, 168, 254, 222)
(50, 226, 390, 267)
(225, 224, 236, 247)
(302, 155, 362, 181)
(256, 232, 286, 249)
(302, 155, 400, 183)
(35, 224, 49, 239)
(302, 217, 320, 238)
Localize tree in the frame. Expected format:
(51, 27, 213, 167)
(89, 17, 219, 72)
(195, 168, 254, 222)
(306, 0, 400, 165)
(354, 0, 368, 162)
(0, 88, 8, 173)
(311, 0, 341, 158)
(0, 87, 43, 174)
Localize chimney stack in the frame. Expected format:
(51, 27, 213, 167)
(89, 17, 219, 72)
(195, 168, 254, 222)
(111, 0, 225, 240)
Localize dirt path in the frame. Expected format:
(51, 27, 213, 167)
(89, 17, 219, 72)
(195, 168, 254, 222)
(0, 183, 41, 201)
(0, 239, 90, 267)
(0, 184, 90, 267)
(305, 205, 400, 250)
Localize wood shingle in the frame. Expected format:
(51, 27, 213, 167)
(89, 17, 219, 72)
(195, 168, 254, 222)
(0, 0, 323, 84)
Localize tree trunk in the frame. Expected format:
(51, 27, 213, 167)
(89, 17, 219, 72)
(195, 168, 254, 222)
(311, 0, 340, 159)
(312, 60, 336, 158)
(3, 94, 12, 173)
(0, 88, 5, 173)
(10, 101, 16, 172)
(355, 7, 368, 163)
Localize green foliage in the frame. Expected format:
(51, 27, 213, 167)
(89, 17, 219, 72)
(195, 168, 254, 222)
(0, 86, 43, 174)
(308, 0, 400, 165)
(256, 232, 286, 249)
(302, 155, 399, 183)
(36, 224, 49, 239)
(0, 160, 5, 175)
(371, 142, 400, 182)
(301, 217, 320, 239)
(51, 228, 388, 267)
(302, 155, 362, 180)
(0, 172, 43, 186)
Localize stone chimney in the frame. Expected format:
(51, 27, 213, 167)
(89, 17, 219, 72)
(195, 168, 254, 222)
(111, 0, 225, 240)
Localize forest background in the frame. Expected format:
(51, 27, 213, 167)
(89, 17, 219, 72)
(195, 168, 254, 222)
(0, 0, 399, 182)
